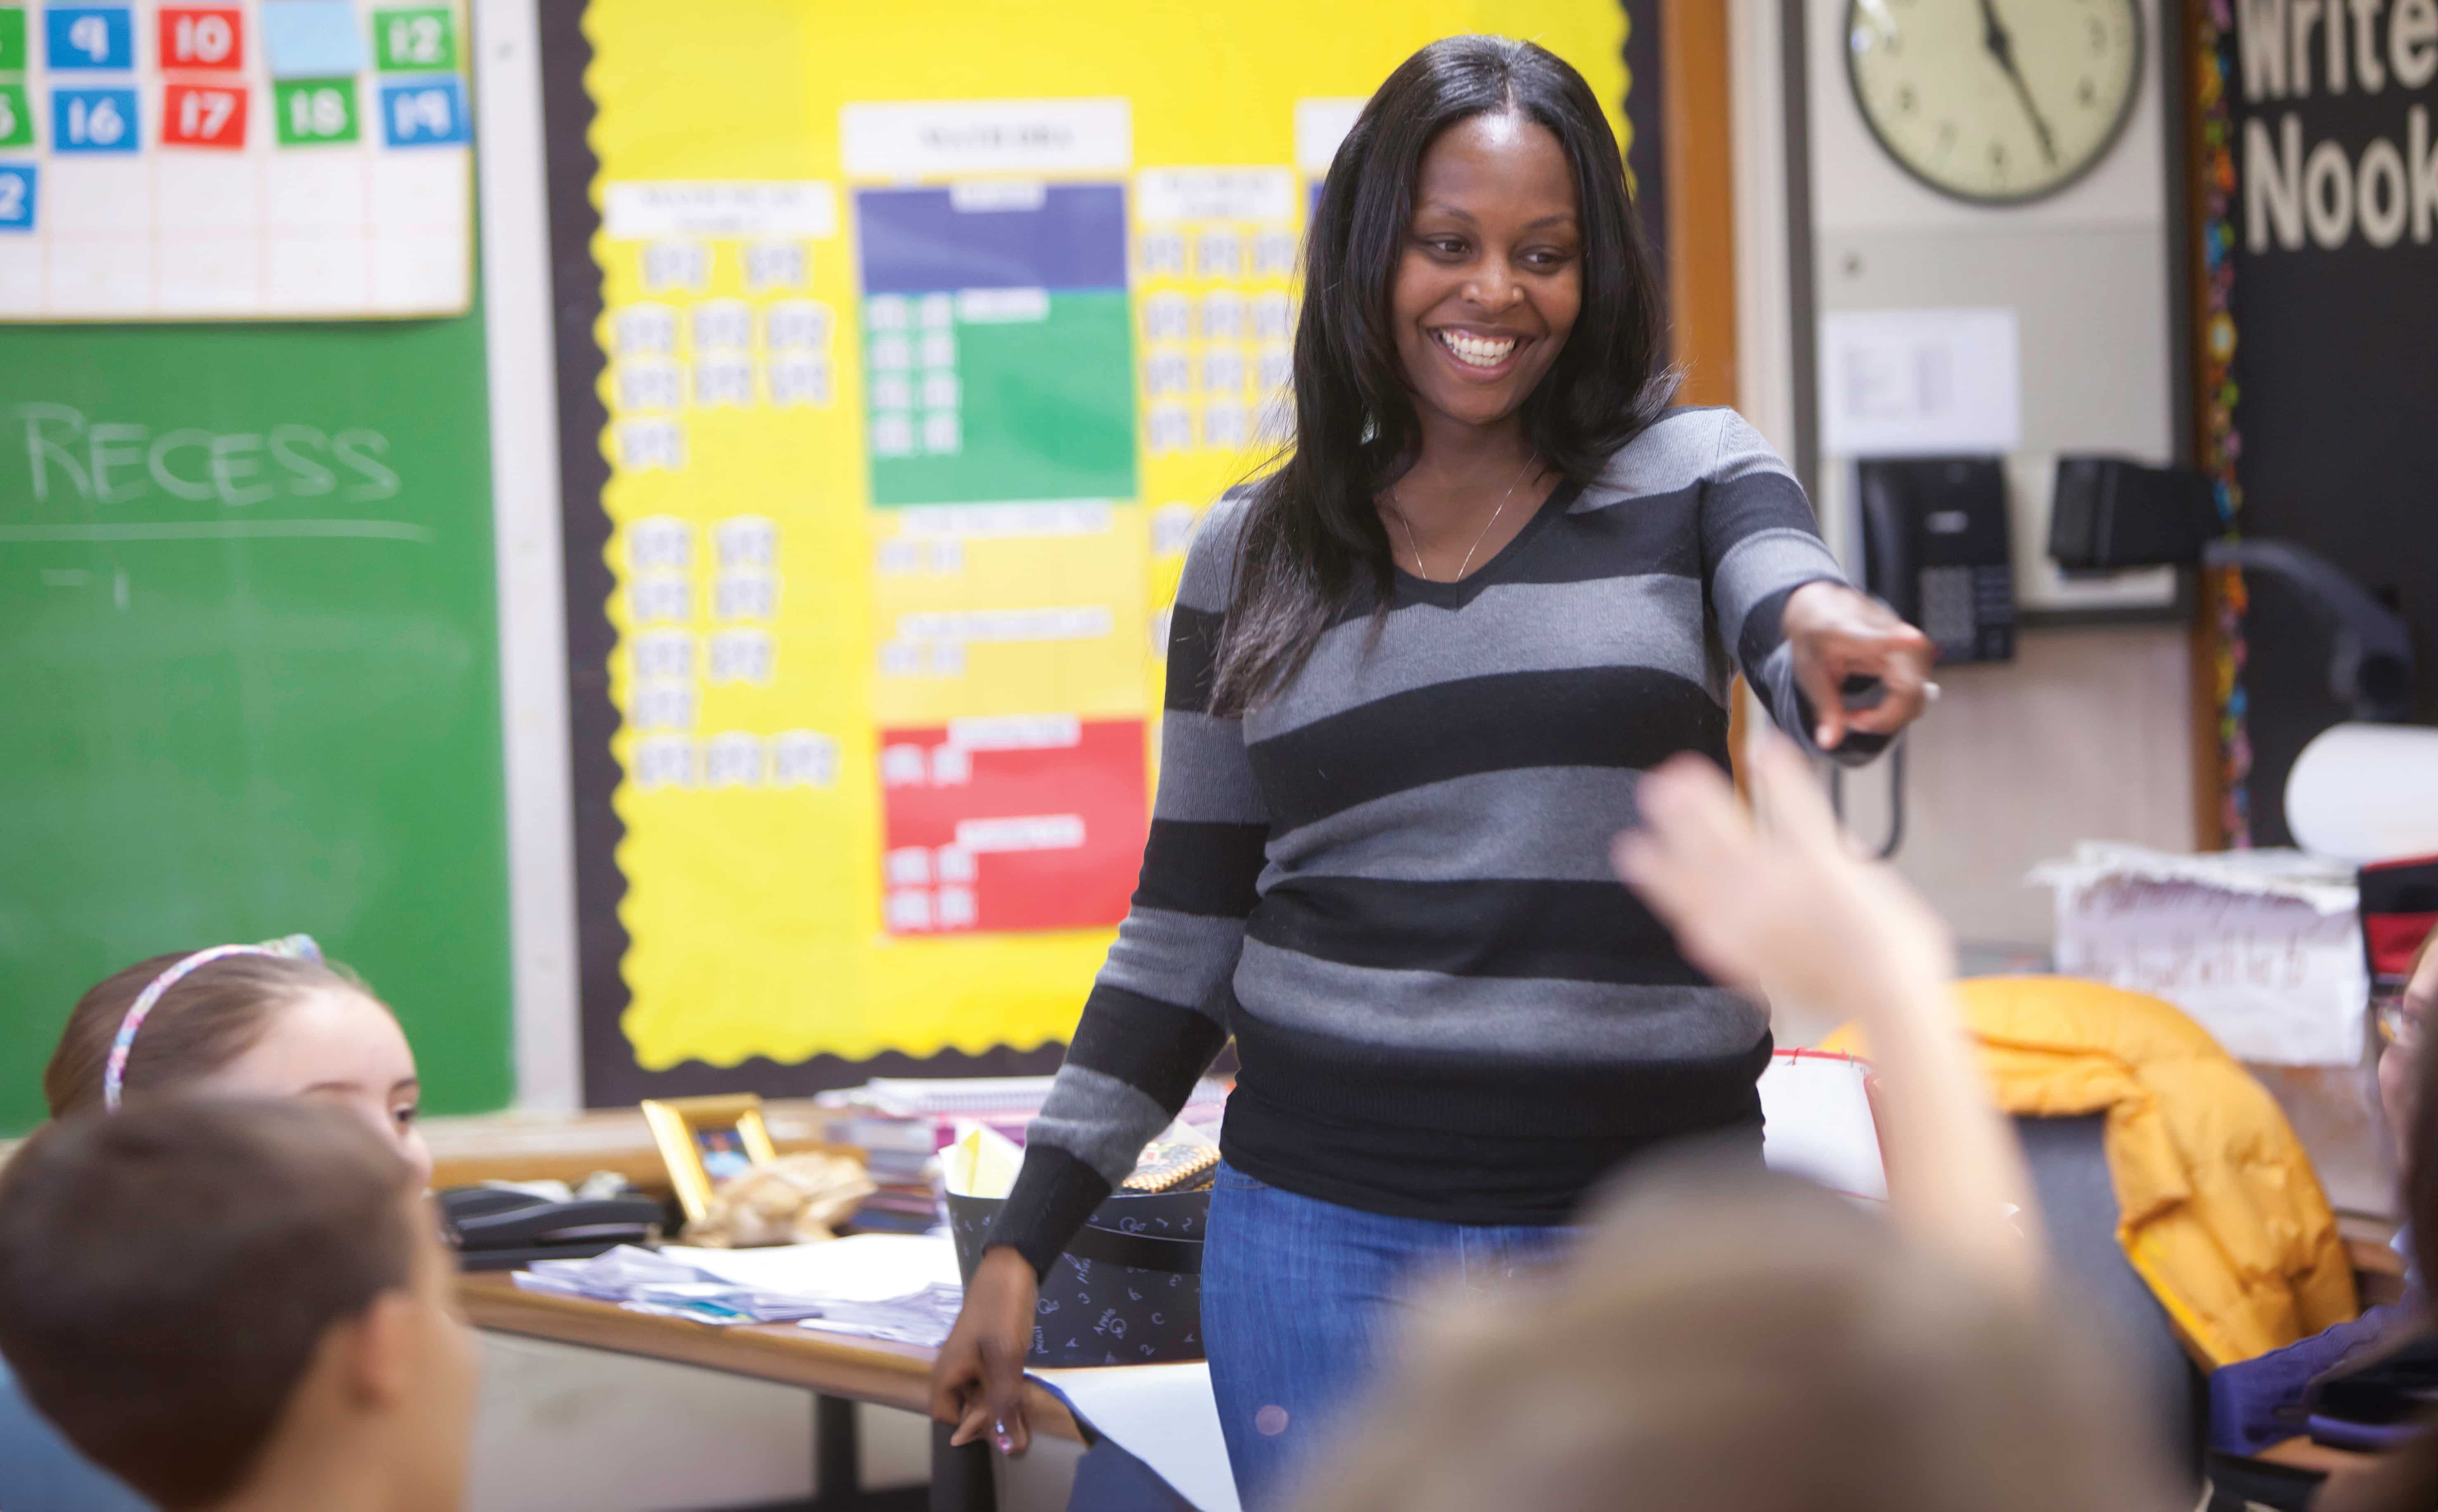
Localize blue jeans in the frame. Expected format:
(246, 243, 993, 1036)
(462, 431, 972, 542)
(1199, 1164, 1577, 1510)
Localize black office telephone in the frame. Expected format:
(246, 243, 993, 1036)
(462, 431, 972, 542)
(1856, 456, 2016, 665)
(437, 1185, 667, 1271)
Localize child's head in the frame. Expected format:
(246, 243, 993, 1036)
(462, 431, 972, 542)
(1299, 1164, 2171, 1512)
(0, 1098, 477, 1512)
(45, 940, 430, 1187)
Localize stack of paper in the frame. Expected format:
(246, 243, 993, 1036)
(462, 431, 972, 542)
(786, 1284, 966, 1346)
(514, 1246, 829, 1325)
(670, 1234, 970, 1346)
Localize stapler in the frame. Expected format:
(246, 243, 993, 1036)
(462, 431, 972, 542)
(437, 1186, 668, 1271)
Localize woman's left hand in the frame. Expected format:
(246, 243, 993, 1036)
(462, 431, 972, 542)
(1780, 582, 1938, 751)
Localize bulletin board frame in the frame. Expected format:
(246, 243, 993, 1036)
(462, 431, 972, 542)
(539, 0, 1666, 1108)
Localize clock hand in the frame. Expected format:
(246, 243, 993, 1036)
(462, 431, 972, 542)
(1976, 0, 2059, 166)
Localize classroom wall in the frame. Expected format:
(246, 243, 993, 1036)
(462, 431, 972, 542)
(1734, 0, 2198, 949)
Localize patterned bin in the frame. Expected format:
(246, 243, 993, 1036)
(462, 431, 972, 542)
(944, 1187, 1206, 1366)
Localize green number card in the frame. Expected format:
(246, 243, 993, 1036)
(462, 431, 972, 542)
(0, 8, 27, 72)
(0, 83, 28, 149)
(274, 78, 361, 145)
(372, 7, 456, 71)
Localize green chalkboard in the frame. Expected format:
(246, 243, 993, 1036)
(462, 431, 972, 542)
(0, 312, 513, 1134)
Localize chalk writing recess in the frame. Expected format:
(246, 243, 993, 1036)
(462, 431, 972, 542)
(11, 404, 399, 505)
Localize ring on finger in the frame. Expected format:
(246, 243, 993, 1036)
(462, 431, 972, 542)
(1922, 681, 1942, 705)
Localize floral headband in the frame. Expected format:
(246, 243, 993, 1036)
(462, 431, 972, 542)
(102, 935, 323, 1112)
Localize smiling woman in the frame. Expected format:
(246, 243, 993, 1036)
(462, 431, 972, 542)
(932, 35, 1940, 1509)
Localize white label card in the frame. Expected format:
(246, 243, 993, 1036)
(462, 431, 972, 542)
(841, 99, 1132, 179)
(603, 182, 841, 240)
(1136, 167, 1296, 225)
(1294, 99, 1367, 175)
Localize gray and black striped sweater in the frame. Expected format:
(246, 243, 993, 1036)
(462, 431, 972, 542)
(987, 407, 1882, 1275)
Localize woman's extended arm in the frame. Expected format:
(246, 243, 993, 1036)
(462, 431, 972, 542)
(1698, 412, 1935, 756)
(930, 500, 1269, 1454)
(1612, 734, 2043, 1294)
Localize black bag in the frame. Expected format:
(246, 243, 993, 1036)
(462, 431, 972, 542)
(944, 1187, 1206, 1366)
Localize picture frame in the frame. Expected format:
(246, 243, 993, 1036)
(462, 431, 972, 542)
(640, 1093, 780, 1225)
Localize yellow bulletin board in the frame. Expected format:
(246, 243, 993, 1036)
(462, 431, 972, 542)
(552, 0, 1644, 1102)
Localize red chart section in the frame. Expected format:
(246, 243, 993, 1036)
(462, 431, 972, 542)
(878, 716, 1146, 935)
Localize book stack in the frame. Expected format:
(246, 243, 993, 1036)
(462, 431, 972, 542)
(815, 1075, 1233, 1234)
(821, 1114, 941, 1236)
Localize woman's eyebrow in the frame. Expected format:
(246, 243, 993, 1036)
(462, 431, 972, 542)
(1412, 204, 1577, 231)
(390, 1077, 421, 1096)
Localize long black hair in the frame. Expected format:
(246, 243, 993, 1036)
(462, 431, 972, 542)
(1207, 35, 1674, 716)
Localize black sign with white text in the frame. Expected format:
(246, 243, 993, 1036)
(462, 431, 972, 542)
(2227, 0, 2437, 844)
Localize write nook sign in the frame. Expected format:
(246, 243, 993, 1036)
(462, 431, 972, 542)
(2226, 0, 2438, 845)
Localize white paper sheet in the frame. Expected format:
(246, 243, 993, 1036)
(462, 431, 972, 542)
(1759, 1052, 1887, 1202)
(1030, 1362, 1240, 1512)
(1820, 308, 2021, 456)
(665, 1234, 963, 1301)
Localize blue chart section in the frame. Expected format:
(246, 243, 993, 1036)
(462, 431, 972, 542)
(856, 184, 1129, 294)
(854, 183, 1136, 506)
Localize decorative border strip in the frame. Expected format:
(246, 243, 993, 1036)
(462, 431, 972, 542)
(2197, 0, 2251, 847)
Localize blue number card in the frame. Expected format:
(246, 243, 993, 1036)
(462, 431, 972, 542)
(45, 6, 135, 70)
(378, 74, 466, 146)
(52, 88, 139, 152)
(0, 164, 36, 231)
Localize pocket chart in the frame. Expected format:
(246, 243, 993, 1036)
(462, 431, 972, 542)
(0, 0, 473, 319)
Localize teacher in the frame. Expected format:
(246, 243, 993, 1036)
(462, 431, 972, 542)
(934, 33, 1934, 1506)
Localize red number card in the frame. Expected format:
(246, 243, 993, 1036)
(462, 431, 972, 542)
(161, 83, 246, 148)
(157, 7, 244, 71)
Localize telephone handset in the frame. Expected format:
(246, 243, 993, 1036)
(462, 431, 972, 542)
(1856, 456, 2015, 665)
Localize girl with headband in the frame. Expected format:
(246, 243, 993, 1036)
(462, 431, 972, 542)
(40, 936, 431, 1187)
(5, 937, 433, 1512)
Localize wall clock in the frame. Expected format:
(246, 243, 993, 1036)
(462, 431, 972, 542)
(1846, 0, 2144, 205)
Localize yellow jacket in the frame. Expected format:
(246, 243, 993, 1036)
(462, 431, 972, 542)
(1830, 977, 2357, 1368)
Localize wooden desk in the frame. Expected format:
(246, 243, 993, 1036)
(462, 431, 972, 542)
(459, 1273, 1079, 1512)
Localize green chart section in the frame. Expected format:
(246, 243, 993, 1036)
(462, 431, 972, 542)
(865, 289, 1135, 506)
(855, 182, 1137, 507)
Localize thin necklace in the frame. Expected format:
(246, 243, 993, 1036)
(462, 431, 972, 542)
(1389, 452, 1540, 583)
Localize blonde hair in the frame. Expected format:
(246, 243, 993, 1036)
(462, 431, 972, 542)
(1296, 1166, 2175, 1512)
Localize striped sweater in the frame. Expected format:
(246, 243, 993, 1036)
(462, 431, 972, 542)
(987, 407, 1880, 1274)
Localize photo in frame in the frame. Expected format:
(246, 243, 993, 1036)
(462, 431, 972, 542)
(640, 1093, 780, 1224)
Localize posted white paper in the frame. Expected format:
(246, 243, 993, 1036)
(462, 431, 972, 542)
(1136, 167, 1297, 225)
(602, 181, 840, 240)
(1820, 308, 2021, 457)
(841, 100, 1132, 179)
(1293, 99, 1366, 175)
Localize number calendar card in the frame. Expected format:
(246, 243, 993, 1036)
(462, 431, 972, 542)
(0, 0, 473, 319)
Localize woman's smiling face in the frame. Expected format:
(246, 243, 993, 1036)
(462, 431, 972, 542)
(1390, 110, 1584, 433)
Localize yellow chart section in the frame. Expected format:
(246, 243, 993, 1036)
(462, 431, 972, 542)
(583, 0, 1632, 1072)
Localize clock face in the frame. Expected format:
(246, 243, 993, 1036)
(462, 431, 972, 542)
(1846, 0, 2144, 205)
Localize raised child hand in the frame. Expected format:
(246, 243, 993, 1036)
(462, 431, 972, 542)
(1611, 734, 1953, 1022)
